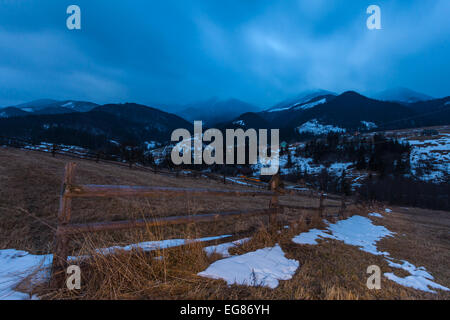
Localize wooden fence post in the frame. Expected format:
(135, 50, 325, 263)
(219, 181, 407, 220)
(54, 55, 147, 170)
(50, 162, 76, 288)
(339, 195, 346, 219)
(269, 174, 281, 229)
(319, 193, 324, 218)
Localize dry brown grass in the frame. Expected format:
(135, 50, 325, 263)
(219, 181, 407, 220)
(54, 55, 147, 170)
(1, 146, 449, 300)
(36, 210, 449, 300)
(0, 146, 334, 253)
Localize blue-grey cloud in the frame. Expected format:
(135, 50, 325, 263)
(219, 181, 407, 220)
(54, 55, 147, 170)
(0, 0, 449, 108)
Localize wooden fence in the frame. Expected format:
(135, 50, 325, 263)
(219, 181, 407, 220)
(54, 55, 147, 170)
(49, 162, 281, 287)
(49, 162, 350, 287)
(0, 135, 271, 185)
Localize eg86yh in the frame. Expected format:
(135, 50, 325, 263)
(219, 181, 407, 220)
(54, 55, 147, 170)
(224, 304, 270, 315)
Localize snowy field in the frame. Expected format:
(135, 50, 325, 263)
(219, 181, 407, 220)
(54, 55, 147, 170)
(404, 133, 450, 182)
(1, 210, 448, 299)
(0, 235, 231, 300)
(292, 213, 449, 293)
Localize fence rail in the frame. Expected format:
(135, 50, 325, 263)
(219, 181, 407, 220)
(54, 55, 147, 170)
(65, 185, 275, 198)
(57, 209, 276, 236)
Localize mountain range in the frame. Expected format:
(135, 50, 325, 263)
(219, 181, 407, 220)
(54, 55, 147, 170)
(0, 88, 449, 149)
(0, 103, 191, 150)
(222, 90, 450, 140)
(0, 99, 98, 118)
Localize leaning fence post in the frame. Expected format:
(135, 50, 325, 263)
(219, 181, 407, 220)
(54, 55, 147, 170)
(50, 162, 76, 288)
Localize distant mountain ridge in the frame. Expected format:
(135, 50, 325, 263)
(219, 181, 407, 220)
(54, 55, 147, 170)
(371, 87, 433, 104)
(178, 98, 260, 126)
(1, 99, 98, 115)
(224, 91, 450, 141)
(0, 107, 30, 118)
(265, 89, 336, 112)
(0, 102, 192, 150)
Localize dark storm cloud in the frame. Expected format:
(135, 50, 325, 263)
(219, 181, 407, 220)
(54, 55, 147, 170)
(0, 0, 449, 108)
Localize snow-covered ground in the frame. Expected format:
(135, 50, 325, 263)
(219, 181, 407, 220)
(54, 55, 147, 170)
(297, 120, 346, 136)
(22, 142, 89, 155)
(292, 214, 449, 293)
(0, 250, 51, 300)
(253, 143, 353, 179)
(267, 97, 327, 113)
(292, 98, 327, 111)
(360, 121, 377, 130)
(404, 134, 450, 182)
(0, 235, 231, 300)
(144, 141, 160, 150)
(2, 212, 447, 298)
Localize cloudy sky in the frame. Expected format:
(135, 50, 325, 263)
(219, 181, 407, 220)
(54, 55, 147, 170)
(0, 0, 449, 109)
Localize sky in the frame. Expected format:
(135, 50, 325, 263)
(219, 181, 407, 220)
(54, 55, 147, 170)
(0, 0, 449, 110)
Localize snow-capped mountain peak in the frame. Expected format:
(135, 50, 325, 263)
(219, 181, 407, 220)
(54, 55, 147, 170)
(265, 89, 336, 112)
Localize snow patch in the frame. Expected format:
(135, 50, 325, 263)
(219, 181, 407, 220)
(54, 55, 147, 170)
(61, 102, 74, 108)
(368, 212, 383, 218)
(144, 141, 158, 150)
(292, 229, 334, 245)
(297, 120, 346, 136)
(95, 235, 232, 256)
(293, 216, 393, 255)
(292, 98, 326, 111)
(384, 259, 449, 293)
(232, 120, 245, 126)
(0, 250, 52, 300)
(204, 238, 251, 258)
(198, 244, 299, 289)
(361, 121, 378, 130)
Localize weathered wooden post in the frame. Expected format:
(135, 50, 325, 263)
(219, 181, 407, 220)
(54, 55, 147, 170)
(319, 193, 324, 218)
(269, 173, 281, 229)
(339, 195, 346, 219)
(50, 162, 76, 288)
(51, 144, 57, 157)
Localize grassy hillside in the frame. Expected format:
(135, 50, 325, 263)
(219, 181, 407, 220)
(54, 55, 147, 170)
(0, 147, 449, 300)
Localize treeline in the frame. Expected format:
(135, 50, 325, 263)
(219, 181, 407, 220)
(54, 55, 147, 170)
(283, 168, 352, 196)
(358, 176, 450, 211)
(296, 133, 411, 176)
